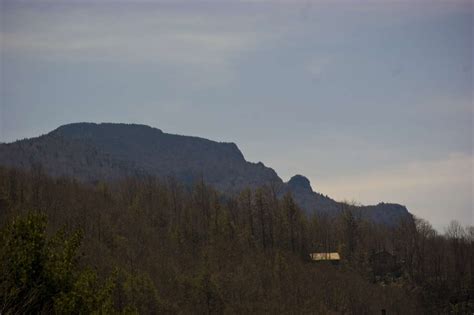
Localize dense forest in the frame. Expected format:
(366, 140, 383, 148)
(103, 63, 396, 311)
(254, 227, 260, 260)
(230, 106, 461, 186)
(0, 166, 472, 314)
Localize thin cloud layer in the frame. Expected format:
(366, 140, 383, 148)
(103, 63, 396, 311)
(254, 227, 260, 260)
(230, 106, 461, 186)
(1, 6, 267, 65)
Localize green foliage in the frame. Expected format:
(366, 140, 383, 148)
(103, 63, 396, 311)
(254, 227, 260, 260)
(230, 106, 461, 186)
(1, 212, 51, 313)
(53, 269, 115, 314)
(0, 212, 115, 314)
(118, 270, 167, 314)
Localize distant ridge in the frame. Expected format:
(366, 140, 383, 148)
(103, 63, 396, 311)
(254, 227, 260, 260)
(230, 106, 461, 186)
(0, 122, 411, 225)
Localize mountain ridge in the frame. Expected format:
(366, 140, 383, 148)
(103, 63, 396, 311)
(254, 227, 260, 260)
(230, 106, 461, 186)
(0, 122, 411, 225)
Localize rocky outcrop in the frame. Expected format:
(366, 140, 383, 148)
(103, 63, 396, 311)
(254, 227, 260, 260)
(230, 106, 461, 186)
(0, 122, 411, 225)
(288, 175, 312, 192)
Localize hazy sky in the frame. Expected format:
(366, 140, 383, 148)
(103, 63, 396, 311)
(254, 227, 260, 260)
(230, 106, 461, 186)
(1, 0, 472, 230)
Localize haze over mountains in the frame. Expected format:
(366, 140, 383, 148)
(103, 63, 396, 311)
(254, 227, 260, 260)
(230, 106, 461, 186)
(0, 122, 410, 225)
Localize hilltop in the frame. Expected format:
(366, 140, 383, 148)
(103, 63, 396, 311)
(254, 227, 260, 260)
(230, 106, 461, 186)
(0, 122, 410, 224)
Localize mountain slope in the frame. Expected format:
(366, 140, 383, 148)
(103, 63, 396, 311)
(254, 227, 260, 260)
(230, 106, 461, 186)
(0, 122, 410, 224)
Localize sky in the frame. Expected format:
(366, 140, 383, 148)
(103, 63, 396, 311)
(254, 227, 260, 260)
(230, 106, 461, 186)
(0, 0, 472, 231)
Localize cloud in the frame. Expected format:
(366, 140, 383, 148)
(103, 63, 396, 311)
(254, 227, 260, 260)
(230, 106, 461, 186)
(1, 3, 279, 87)
(2, 8, 260, 64)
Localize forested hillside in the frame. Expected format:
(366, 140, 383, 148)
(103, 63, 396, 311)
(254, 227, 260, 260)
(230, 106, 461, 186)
(0, 167, 472, 314)
(0, 123, 411, 225)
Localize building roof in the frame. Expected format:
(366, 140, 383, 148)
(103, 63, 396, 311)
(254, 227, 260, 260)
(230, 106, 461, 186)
(310, 252, 340, 261)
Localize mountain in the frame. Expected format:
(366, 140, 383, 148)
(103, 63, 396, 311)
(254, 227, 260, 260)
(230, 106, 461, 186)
(0, 122, 410, 225)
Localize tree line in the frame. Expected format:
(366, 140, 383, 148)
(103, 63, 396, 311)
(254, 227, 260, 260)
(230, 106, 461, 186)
(0, 166, 472, 314)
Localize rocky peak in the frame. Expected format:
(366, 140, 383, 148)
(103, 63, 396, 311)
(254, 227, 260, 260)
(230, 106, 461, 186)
(288, 175, 312, 191)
